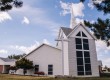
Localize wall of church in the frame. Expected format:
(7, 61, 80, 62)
(68, 36, 99, 77)
(89, 39, 99, 77)
(16, 45, 62, 76)
(68, 37, 77, 76)
(63, 41, 69, 75)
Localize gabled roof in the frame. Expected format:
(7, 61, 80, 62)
(0, 57, 16, 62)
(24, 43, 61, 58)
(61, 23, 96, 40)
(67, 23, 96, 39)
(61, 27, 73, 36)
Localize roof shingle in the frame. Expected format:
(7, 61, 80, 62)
(61, 27, 72, 36)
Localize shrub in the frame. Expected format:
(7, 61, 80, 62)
(34, 71, 45, 76)
(100, 73, 110, 77)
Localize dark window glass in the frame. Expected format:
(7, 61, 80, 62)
(75, 38, 82, 44)
(77, 58, 83, 65)
(76, 45, 82, 49)
(77, 66, 84, 71)
(35, 65, 39, 72)
(84, 51, 90, 57)
(78, 72, 84, 75)
(85, 71, 92, 75)
(82, 32, 87, 37)
(85, 64, 91, 71)
(83, 39, 88, 44)
(76, 32, 81, 36)
(76, 51, 83, 57)
(48, 65, 53, 75)
(83, 44, 89, 50)
(85, 58, 90, 63)
(48, 72, 53, 75)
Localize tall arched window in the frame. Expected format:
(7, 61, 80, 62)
(75, 31, 92, 76)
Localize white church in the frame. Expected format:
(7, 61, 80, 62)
(14, 4, 100, 77)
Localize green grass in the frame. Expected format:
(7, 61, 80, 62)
(0, 74, 110, 80)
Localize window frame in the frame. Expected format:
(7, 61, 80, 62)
(48, 65, 53, 75)
(75, 31, 92, 76)
(35, 65, 39, 73)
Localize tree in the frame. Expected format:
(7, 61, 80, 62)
(8, 53, 26, 60)
(79, 0, 110, 46)
(16, 58, 33, 75)
(0, 0, 23, 11)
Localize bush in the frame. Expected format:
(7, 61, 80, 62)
(34, 71, 45, 76)
(100, 73, 110, 77)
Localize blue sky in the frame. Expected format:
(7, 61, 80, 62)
(0, 0, 109, 67)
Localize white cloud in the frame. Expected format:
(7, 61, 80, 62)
(0, 12, 12, 23)
(10, 39, 50, 54)
(92, 0, 104, 4)
(60, 1, 85, 17)
(0, 49, 8, 54)
(43, 39, 50, 45)
(76, 18, 84, 24)
(88, 2, 94, 9)
(96, 40, 110, 67)
(60, 1, 71, 16)
(10, 5, 60, 34)
(10, 41, 40, 53)
(71, 2, 85, 17)
(22, 17, 30, 24)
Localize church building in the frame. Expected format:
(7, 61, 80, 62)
(15, 4, 99, 77)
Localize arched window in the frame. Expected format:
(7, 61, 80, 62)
(75, 31, 91, 76)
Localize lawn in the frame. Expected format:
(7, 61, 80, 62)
(0, 74, 110, 80)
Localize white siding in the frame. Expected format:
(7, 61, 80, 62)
(16, 44, 62, 76)
(68, 37, 77, 76)
(68, 25, 99, 77)
(89, 39, 99, 77)
(57, 30, 69, 75)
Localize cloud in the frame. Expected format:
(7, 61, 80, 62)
(92, 0, 104, 4)
(43, 39, 50, 45)
(10, 39, 50, 54)
(76, 18, 84, 24)
(10, 5, 60, 34)
(71, 2, 85, 17)
(60, 1, 71, 16)
(0, 49, 8, 54)
(60, 1, 85, 17)
(0, 12, 12, 23)
(10, 41, 40, 53)
(96, 40, 110, 67)
(22, 17, 30, 24)
(88, 2, 94, 9)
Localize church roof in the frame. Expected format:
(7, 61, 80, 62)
(61, 27, 73, 36)
(24, 43, 61, 58)
(61, 23, 95, 40)
(0, 57, 16, 62)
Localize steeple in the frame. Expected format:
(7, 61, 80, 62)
(70, 3, 77, 29)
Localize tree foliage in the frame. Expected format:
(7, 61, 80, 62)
(84, 18, 110, 46)
(93, 0, 110, 14)
(80, 0, 110, 46)
(8, 53, 26, 60)
(16, 58, 33, 75)
(0, 0, 23, 11)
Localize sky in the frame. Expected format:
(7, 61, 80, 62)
(0, 0, 110, 67)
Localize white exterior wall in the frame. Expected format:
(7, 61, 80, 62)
(68, 25, 99, 77)
(16, 45, 62, 76)
(56, 29, 69, 75)
(63, 41, 69, 75)
(68, 37, 77, 76)
(89, 39, 99, 77)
